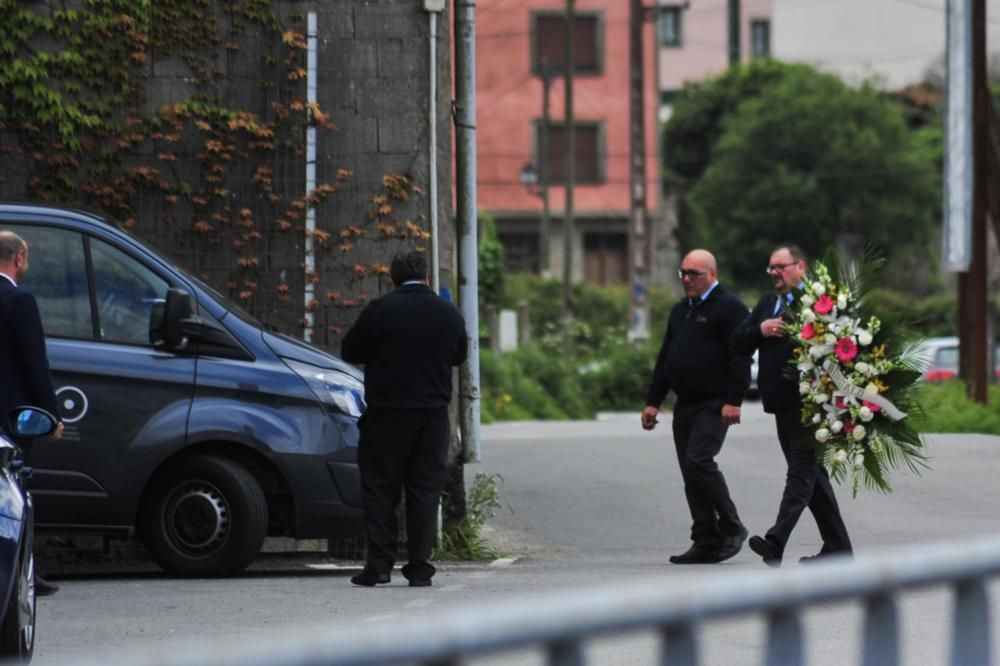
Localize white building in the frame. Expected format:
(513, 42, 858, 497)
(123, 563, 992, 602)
(773, 0, 999, 89)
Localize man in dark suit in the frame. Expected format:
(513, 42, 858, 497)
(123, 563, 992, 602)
(642, 249, 752, 565)
(341, 250, 468, 587)
(734, 243, 852, 566)
(0, 230, 65, 595)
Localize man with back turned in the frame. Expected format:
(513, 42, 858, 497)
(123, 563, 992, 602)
(341, 250, 468, 587)
(641, 249, 752, 564)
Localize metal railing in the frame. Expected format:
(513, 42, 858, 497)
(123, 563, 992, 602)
(87, 537, 1000, 666)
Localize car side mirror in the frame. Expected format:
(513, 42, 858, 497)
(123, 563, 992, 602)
(9, 407, 57, 438)
(153, 288, 194, 350)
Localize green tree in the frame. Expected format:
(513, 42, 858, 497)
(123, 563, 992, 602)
(664, 62, 940, 292)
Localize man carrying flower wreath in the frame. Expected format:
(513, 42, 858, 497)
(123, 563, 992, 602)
(733, 243, 853, 567)
(642, 249, 753, 565)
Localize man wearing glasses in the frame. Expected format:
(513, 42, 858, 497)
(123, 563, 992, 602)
(734, 243, 852, 566)
(642, 249, 752, 564)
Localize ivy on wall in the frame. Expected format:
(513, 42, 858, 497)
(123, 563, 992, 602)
(0, 0, 428, 339)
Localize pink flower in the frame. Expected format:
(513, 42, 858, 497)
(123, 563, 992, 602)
(862, 400, 881, 413)
(835, 395, 847, 410)
(835, 337, 858, 363)
(813, 295, 835, 315)
(844, 419, 855, 433)
(801, 323, 815, 340)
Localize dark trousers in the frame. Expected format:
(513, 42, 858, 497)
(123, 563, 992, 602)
(671, 398, 743, 547)
(357, 407, 449, 581)
(763, 407, 852, 556)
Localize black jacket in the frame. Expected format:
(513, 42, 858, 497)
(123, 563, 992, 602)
(645, 284, 751, 408)
(341, 283, 468, 410)
(0, 277, 60, 425)
(733, 291, 799, 413)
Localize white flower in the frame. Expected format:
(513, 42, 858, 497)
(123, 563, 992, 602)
(857, 330, 873, 346)
(837, 294, 848, 310)
(816, 428, 830, 443)
(831, 420, 843, 433)
(802, 309, 816, 323)
(852, 425, 866, 441)
(809, 344, 829, 359)
(813, 283, 826, 296)
(865, 382, 880, 394)
(814, 392, 829, 404)
(853, 453, 865, 469)
(859, 406, 874, 422)
(800, 294, 815, 307)
(833, 449, 848, 464)
(812, 414, 822, 424)
(799, 382, 811, 395)
(798, 360, 815, 372)
(824, 333, 837, 345)
(855, 362, 871, 375)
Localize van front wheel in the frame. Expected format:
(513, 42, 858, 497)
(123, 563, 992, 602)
(142, 455, 268, 577)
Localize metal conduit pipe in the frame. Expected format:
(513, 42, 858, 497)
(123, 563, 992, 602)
(455, 0, 480, 462)
(302, 11, 318, 343)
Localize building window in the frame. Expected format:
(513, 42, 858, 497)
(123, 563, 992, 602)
(498, 232, 540, 274)
(751, 19, 771, 58)
(535, 121, 604, 185)
(532, 12, 603, 75)
(584, 232, 627, 284)
(658, 7, 683, 47)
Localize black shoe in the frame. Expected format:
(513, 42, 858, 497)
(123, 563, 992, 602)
(36, 576, 60, 597)
(669, 544, 722, 565)
(748, 536, 781, 567)
(350, 569, 391, 587)
(800, 549, 852, 565)
(715, 526, 749, 563)
(408, 578, 432, 588)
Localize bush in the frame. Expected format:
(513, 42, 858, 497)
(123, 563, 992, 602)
(913, 381, 1000, 434)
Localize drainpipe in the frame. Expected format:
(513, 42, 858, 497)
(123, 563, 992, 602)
(426, 1, 444, 292)
(303, 11, 318, 343)
(455, 0, 481, 462)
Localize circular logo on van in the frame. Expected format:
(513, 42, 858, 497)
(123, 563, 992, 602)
(55, 386, 89, 424)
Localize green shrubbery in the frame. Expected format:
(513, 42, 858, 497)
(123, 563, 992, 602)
(481, 276, 990, 425)
(913, 381, 1000, 434)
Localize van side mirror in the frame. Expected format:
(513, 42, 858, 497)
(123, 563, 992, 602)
(153, 288, 194, 350)
(9, 407, 57, 438)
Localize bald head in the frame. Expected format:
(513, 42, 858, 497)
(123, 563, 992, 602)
(679, 249, 718, 298)
(683, 249, 717, 273)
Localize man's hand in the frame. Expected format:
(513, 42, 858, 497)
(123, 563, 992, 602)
(641, 406, 659, 431)
(721, 404, 741, 426)
(760, 316, 786, 338)
(50, 421, 64, 441)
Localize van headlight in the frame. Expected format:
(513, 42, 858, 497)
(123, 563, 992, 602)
(285, 359, 366, 418)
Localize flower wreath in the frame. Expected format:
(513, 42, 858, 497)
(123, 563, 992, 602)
(785, 256, 928, 495)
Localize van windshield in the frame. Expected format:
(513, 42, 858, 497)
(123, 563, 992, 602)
(180, 269, 268, 329)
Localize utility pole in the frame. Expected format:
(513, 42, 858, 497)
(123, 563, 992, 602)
(959, 0, 989, 402)
(627, 0, 651, 344)
(539, 64, 553, 277)
(562, 0, 575, 342)
(728, 0, 740, 66)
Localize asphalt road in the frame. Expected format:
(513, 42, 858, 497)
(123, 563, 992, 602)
(36, 402, 1000, 665)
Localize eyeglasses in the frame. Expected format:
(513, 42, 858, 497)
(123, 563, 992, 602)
(766, 261, 798, 274)
(678, 269, 707, 279)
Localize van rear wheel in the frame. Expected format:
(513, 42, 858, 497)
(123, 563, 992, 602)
(142, 455, 268, 577)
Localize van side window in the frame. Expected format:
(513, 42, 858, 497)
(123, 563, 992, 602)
(91, 239, 170, 344)
(7, 225, 93, 339)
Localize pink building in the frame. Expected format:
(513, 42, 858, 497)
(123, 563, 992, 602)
(475, 0, 660, 284)
(657, 0, 773, 108)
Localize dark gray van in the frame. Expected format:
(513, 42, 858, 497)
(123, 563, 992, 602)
(0, 202, 364, 576)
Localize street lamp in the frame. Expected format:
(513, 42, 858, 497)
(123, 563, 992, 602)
(519, 160, 551, 278)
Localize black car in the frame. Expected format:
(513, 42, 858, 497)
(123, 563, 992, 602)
(0, 407, 59, 662)
(0, 202, 365, 577)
